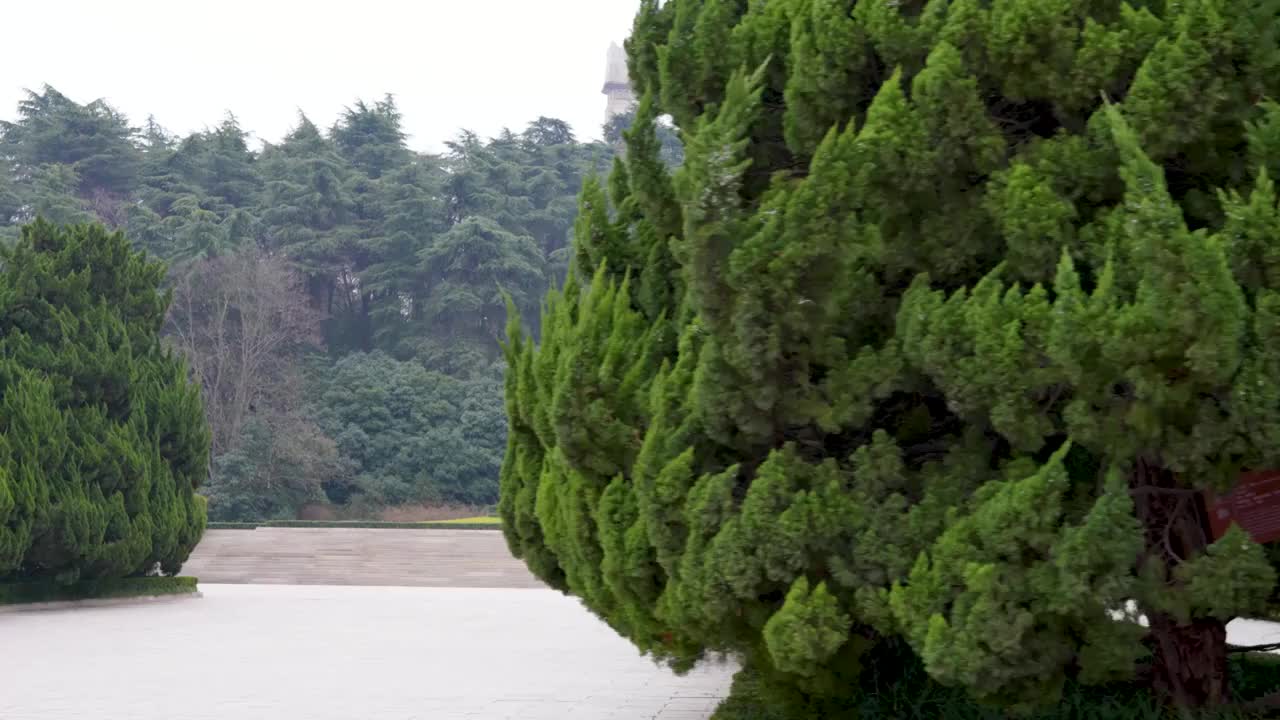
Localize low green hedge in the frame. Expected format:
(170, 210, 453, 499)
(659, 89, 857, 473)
(207, 520, 502, 530)
(0, 576, 199, 606)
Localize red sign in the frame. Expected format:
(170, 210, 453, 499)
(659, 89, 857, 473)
(1205, 470, 1280, 543)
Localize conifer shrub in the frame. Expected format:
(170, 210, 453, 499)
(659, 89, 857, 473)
(0, 219, 209, 585)
(501, 0, 1280, 714)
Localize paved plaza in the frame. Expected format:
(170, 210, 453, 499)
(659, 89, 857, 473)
(1, 583, 734, 719)
(9, 528, 1279, 720)
(182, 527, 544, 587)
(0, 530, 735, 720)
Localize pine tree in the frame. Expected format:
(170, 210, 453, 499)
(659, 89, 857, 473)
(187, 115, 261, 211)
(0, 219, 209, 584)
(332, 96, 411, 179)
(0, 86, 142, 199)
(501, 0, 1280, 712)
(417, 216, 546, 370)
(17, 165, 95, 227)
(259, 115, 357, 278)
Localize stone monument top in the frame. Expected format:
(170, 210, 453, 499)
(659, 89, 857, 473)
(605, 43, 630, 90)
(603, 42, 637, 124)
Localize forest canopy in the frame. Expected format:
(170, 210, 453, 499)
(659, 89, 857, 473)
(0, 85, 651, 520)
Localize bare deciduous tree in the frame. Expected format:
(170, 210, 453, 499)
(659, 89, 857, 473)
(166, 250, 321, 455)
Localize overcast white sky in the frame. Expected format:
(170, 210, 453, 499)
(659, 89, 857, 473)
(0, 0, 639, 153)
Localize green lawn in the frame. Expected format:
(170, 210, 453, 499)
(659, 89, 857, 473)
(429, 516, 502, 525)
(207, 518, 504, 530)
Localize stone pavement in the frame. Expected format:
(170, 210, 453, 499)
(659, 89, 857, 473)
(1, 529, 737, 719)
(182, 528, 544, 588)
(0, 583, 735, 720)
(7, 528, 1280, 719)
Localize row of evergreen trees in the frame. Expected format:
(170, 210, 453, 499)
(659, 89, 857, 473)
(0, 88, 613, 360)
(0, 86, 649, 518)
(502, 0, 1280, 716)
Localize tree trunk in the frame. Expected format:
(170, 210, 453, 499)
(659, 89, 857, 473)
(1146, 612, 1227, 708)
(1131, 458, 1228, 708)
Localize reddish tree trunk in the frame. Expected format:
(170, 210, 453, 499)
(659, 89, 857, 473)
(1131, 458, 1228, 708)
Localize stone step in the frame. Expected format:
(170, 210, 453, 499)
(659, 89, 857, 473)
(182, 528, 544, 588)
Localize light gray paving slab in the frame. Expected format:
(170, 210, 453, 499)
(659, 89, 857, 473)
(0, 583, 736, 720)
(182, 529, 543, 588)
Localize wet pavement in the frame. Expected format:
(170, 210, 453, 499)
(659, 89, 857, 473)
(1, 583, 735, 720)
(17, 528, 1276, 719)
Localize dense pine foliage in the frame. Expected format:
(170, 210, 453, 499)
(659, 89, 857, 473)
(0, 219, 209, 583)
(0, 86, 623, 519)
(501, 0, 1280, 715)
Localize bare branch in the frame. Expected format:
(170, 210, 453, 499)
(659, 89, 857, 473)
(165, 250, 324, 455)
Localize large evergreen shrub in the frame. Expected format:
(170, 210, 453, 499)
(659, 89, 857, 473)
(0, 219, 209, 584)
(501, 0, 1280, 713)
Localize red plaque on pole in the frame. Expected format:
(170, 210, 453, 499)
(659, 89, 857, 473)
(1205, 470, 1280, 543)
